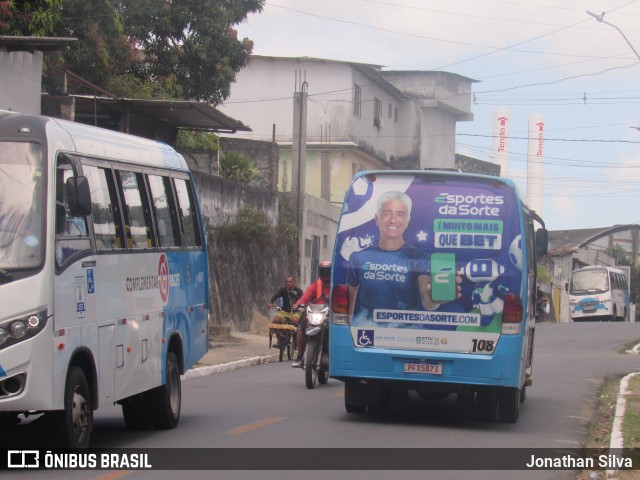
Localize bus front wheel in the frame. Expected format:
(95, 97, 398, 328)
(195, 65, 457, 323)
(150, 352, 181, 429)
(56, 366, 93, 448)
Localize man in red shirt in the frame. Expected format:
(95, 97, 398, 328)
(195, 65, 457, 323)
(292, 261, 331, 367)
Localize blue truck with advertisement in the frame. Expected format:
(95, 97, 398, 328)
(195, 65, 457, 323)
(329, 170, 548, 423)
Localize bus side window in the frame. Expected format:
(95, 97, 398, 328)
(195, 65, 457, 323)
(83, 165, 124, 250)
(115, 170, 155, 249)
(173, 178, 201, 247)
(55, 157, 90, 266)
(147, 174, 179, 248)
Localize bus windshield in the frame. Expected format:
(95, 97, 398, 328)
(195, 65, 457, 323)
(570, 269, 608, 294)
(0, 141, 45, 272)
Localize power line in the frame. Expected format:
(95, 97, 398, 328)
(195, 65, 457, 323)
(266, 2, 635, 65)
(458, 133, 640, 145)
(360, 0, 638, 30)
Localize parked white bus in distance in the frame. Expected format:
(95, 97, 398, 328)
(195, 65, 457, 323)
(568, 265, 630, 322)
(0, 111, 209, 447)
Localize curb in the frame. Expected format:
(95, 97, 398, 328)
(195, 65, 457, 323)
(183, 354, 278, 379)
(625, 344, 640, 355)
(607, 371, 640, 478)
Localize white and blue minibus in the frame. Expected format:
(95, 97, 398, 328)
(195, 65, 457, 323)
(329, 170, 547, 423)
(0, 111, 209, 447)
(568, 265, 630, 322)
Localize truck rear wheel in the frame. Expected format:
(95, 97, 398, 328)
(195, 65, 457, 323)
(498, 387, 520, 423)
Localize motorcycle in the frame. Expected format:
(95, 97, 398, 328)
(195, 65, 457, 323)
(268, 307, 299, 362)
(302, 303, 330, 389)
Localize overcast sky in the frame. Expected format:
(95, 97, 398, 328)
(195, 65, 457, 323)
(234, 0, 640, 231)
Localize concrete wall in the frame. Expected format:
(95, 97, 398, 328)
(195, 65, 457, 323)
(278, 191, 340, 288)
(300, 193, 341, 287)
(420, 107, 457, 168)
(193, 171, 278, 228)
(184, 138, 279, 192)
(207, 236, 297, 332)
(220, 137, 279, 191)
(349, 66, 413, 162)
(194, 174, 297, 331)
(218, 58, 354, 143)
(0, 49, 43, 114)
(382, 71, 475, 170)
(279, 145, 385, 204)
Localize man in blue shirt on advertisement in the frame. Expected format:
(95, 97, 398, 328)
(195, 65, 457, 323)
(347, 191, 460, 324)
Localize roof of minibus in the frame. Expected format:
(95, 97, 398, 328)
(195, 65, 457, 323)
(572, 265, 626, 273)
(352, 169, 521, 191)
(0, 110, 188, 171)
(349, 169, 546, 226)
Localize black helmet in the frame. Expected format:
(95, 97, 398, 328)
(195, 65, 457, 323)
(319, 261, 332, 282)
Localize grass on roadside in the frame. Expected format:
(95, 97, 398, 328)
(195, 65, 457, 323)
(622, 375, 640, 449)
(576, 371, 640, 480)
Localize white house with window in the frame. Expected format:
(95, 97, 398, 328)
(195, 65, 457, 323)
(218, 55, 476, 285)
(220, 55, 475, 202)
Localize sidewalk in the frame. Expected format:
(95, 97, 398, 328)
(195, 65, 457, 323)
(184, 331, 285, 379)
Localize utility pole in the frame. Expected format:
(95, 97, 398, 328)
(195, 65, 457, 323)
(292, 71, 308, 280)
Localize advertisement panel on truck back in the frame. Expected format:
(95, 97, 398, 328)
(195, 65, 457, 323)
(329, 170, 547, 423)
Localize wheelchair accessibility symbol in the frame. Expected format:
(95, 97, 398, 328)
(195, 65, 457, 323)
(357, 329, 375, 347)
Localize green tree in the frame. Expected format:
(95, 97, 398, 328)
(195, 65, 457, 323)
(120, 0, 264, 103)
(8, 0, 264, 103)
(219, 152, 258, 183)
(0, 0, 62, 36)
(176, 131, 219, 153)
(43, 0, 135, 90)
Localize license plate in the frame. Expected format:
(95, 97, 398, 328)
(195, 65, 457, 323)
(403, 361, 443, 375)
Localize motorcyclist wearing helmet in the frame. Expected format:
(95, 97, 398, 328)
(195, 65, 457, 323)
(291, 261, 332, 368)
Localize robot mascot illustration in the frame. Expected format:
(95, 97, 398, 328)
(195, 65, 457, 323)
(464, 235, 523, 326)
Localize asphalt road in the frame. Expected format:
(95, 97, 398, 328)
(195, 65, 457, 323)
(4, 322, 640, 480)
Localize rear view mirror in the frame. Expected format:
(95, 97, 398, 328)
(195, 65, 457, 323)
(65, 176, 92, 217)
(536, 228, 548, 257)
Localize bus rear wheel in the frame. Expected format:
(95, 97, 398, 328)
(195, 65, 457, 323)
(150, 352, 181, 429)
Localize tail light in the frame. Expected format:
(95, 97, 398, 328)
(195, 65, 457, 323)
(502, 293, 522, 334)
(331, 284, 350, 325)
